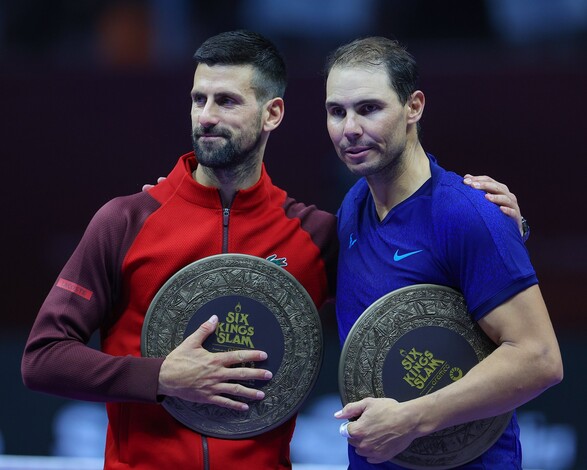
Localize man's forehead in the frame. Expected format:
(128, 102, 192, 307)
(327, 65, 389, 88)
(326, 65, 393, 104)
(192, 63, 256, 92)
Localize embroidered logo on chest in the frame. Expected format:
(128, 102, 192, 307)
(266, 254, 288, 267)
(393, 249, 423, 262)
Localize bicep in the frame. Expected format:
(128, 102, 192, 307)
(478, 284, 559, 354)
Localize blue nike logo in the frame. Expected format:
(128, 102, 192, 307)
(349, 233, 358, 249)
(393, 249, 423, 261)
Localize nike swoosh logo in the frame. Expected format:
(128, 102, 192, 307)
(393, 249, 423, 261)
(349, 233, 358, 249)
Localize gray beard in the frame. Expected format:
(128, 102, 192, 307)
(192, 127, 263, 173)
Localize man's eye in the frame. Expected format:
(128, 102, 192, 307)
(218, 97, 236, 106)
(329, 108, 345, 118)
(360, 104, 379, 114)
(192, 96, 206, 106)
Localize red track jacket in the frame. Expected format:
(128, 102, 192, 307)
(22, 153, 338, 469)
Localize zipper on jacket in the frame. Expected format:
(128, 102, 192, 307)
(201, 198, 232, 468)
(202, 435, 210, 470)
(222, 207, 230, 253)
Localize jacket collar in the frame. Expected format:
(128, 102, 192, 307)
(167, 152, 274, 211)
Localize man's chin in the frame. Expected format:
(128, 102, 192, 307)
(195, 140, 226, 151)
(193, 145, 230, 165)
(344, 160, 372, 177)
(195, 157, 232, 169)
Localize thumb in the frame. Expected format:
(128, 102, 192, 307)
(184, 315, 218, 348)
(334, 399, 368, 420)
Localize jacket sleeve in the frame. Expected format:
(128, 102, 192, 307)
(21, 194, 165, 403)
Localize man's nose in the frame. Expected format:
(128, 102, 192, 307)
(197, 101, 220, 127)
(343, 114, 362, 140)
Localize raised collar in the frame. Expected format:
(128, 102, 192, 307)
(163, 152, 275, 211)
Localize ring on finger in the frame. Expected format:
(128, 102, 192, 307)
(339, 421, 352, 438)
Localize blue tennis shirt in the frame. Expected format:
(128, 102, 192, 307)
(336, 154, 537, 469)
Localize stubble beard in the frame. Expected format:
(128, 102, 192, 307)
(192, 123, 263, 181)
(340, 142, 406, 182)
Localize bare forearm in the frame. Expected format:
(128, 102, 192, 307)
(412, 340, 562, 437)
(335, 285, 563, 466)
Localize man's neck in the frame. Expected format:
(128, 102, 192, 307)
(193, 160, 262, 207)
(367, 142, 431, 221)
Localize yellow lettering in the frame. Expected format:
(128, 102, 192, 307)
(402, 358, 413, 369)
(401, 347, 448, 390)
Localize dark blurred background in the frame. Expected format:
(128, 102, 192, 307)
(1, 0, 586, 468)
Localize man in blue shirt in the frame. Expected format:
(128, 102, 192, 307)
(326, 37, 563, 469)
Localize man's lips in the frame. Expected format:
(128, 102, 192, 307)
(195, 128, 230, 139)
(342, 146, 372, 158)
(196, 134, 227, 142)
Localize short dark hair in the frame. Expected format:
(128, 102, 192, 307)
(325, 37, 419, 105)
(194, 30, 287, 102)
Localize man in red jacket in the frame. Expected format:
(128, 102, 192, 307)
(22, 30, 525, 469)
(22, 30, 337, 470)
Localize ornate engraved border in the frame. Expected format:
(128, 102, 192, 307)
(142, 254, 323, 438)
(339, 284, 512, 469)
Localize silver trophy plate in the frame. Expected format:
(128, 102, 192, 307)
(339, 284, 512, 469)
(142, 254, 323, 438)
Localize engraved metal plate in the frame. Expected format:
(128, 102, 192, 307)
(339, 284, 512, 469)
(142, 254, 323, 438)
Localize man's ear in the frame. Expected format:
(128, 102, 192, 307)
(263, 97, 285, 132)
(407, 90, 425, 124)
